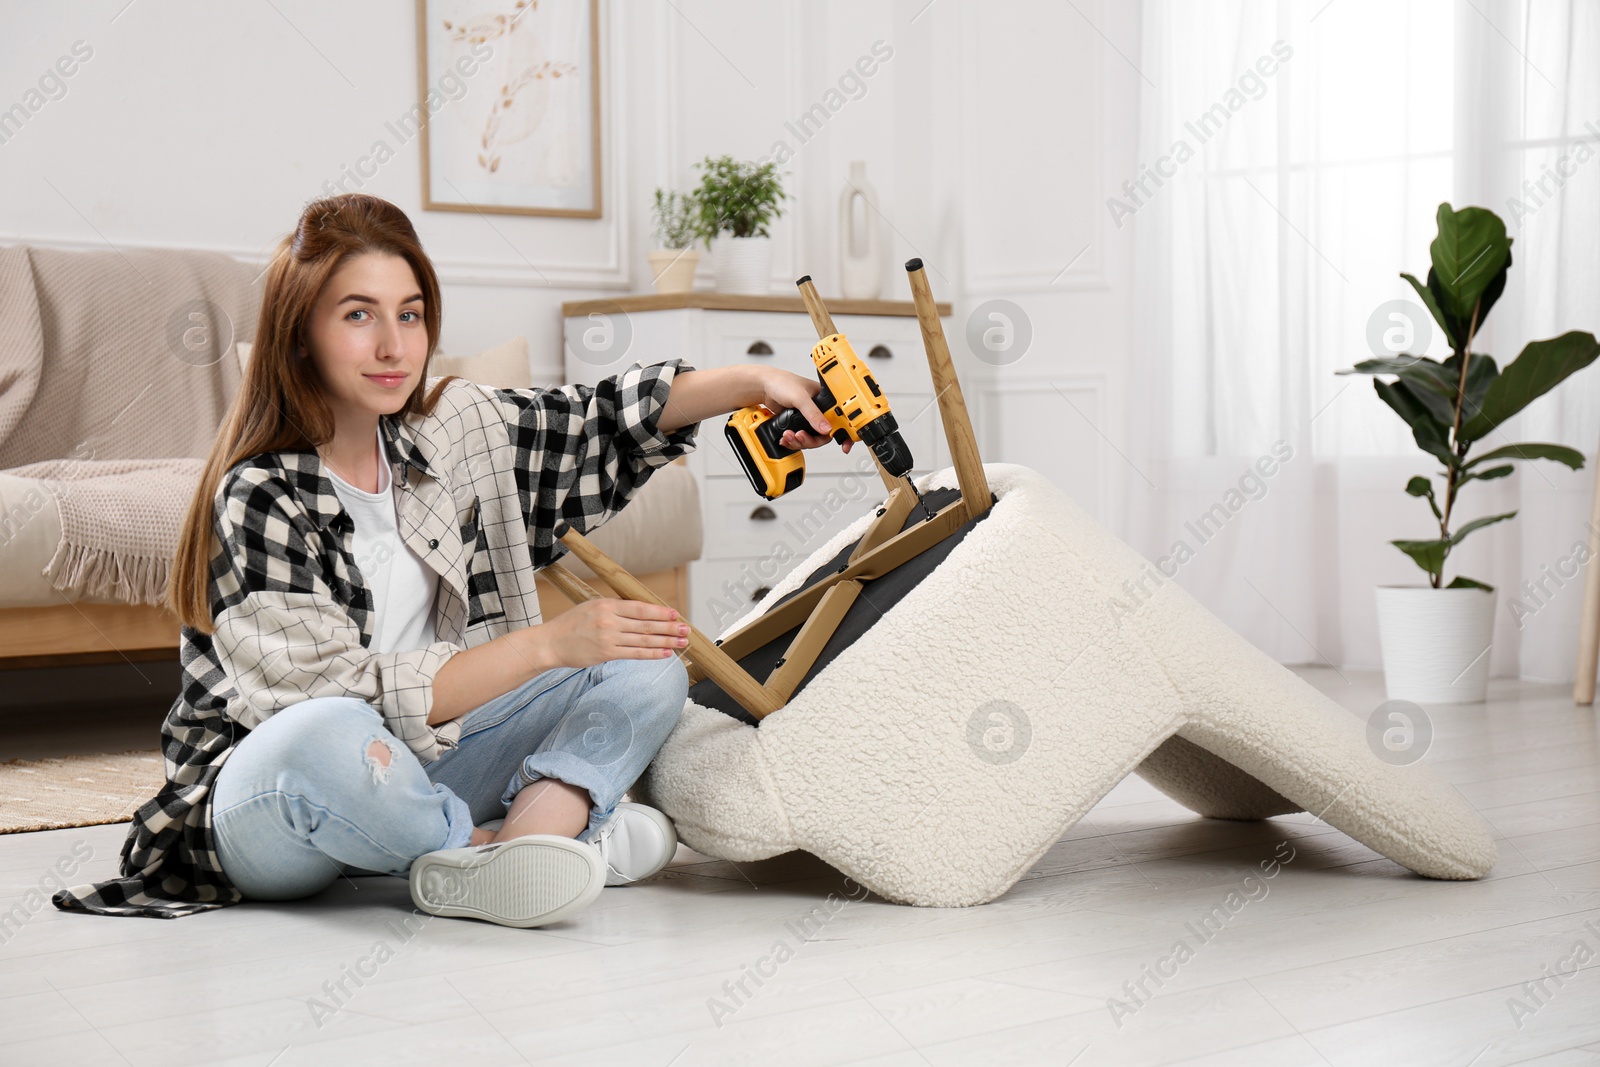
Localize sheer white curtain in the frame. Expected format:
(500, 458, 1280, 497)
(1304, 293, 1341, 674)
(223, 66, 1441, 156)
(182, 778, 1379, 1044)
(1122, 0, 1600, 680)
(1481, 0, 1600, 680)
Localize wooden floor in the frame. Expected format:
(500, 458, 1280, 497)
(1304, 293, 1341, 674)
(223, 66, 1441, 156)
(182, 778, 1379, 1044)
(1, 667, 1597, 1066)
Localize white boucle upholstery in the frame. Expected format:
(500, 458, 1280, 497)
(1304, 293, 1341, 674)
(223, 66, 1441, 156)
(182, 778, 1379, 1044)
(636, 462, 1496, 907)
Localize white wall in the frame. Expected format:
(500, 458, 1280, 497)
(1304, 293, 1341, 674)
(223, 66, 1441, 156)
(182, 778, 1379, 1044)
(0, 0, 1142, 519)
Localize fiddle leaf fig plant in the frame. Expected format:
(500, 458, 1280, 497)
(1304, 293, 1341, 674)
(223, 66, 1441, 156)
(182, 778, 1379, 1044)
(1336, 203, 1598, 592)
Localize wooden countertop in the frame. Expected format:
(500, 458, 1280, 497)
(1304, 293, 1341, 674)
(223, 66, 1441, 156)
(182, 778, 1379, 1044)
(560, 292, 951, 318)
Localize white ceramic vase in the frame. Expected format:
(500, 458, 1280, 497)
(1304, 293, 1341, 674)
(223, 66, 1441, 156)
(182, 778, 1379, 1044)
(1374, 585, 1497, 703)
(838, 161, 883, 299)
(712, 235, 772, 295)
(647, 248, 699, 293)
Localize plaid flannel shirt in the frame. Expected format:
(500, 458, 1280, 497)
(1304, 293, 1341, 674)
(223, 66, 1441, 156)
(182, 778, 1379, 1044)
(51, 359, 700, 918)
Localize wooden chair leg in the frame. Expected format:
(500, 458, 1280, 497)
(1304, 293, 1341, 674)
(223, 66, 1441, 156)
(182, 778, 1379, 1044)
(557, 530, 784, 719)
(905, 259, 991, 524)
(797, 273, 837, 339)
(540, 563, 604, 606)
(545, 562, 719, 687)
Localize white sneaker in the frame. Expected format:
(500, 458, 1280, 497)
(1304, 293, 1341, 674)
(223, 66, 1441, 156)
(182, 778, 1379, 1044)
(408, 834, 604, 928)
(588, 802, 679, 886)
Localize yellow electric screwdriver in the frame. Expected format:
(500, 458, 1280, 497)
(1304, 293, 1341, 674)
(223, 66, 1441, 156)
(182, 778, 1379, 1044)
(724, 326, 931, 520)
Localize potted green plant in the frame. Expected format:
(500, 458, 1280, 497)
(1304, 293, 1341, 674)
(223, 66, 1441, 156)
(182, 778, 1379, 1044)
(692, 155, 787, 294)
(648, 189, 701, 294)
(1337, 202, 1598, 703)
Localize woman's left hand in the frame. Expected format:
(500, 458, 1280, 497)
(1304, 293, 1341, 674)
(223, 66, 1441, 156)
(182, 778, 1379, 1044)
(753, 367, 853, 453)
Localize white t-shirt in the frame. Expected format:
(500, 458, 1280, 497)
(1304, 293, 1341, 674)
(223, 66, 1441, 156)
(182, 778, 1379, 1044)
(325, 428, 439, 654)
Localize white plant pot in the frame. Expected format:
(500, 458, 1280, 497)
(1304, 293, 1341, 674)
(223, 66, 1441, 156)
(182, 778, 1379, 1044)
(1374, 585, 1496, 704)
(647, 248, 699, 293)
(712, 235, 772, 295)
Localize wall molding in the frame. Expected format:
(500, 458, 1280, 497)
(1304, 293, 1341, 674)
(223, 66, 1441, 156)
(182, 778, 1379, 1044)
(957, 0, 1111, 295)
(978, 372, 1113, 521)
(0, 231, 631, 290)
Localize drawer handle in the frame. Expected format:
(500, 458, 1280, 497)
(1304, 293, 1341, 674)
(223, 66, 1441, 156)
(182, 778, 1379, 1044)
(752, 585, 771, 602)
(749, 505, 777, 521)
(868, 344, 893, 359)
(747, 341, 774, 356)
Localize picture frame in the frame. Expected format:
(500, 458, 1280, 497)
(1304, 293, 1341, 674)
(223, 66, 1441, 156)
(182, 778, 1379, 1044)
(416, 0, 602, 218)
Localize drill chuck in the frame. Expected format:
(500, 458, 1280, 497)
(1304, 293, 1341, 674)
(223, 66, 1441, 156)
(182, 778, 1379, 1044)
(859, 413, 914, 479)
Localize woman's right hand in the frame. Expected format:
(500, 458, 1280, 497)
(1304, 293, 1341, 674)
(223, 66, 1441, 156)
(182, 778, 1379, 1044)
(541, 597, 689, 668)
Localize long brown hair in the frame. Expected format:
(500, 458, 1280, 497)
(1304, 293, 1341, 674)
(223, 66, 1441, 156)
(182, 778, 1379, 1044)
(169, 193, 458, 632)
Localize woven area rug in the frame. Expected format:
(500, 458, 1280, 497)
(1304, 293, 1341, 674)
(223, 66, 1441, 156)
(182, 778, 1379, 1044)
(0, 750, 163, 834)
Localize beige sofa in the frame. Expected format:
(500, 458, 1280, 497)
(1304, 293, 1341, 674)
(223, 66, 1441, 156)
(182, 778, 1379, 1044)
(0, 245, 702, 668)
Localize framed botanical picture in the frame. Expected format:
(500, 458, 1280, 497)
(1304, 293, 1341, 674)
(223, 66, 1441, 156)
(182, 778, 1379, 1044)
(416, 0, 602, 218)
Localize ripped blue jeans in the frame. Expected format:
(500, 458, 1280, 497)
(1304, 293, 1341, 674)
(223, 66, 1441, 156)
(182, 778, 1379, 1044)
(210, 656, 688, 901)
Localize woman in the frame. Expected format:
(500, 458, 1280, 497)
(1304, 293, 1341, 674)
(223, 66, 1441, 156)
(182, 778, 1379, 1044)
(51, 193, 844, 928)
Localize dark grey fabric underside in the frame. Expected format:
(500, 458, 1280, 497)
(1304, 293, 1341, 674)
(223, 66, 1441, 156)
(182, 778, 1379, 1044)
(691, 486, 996, 726)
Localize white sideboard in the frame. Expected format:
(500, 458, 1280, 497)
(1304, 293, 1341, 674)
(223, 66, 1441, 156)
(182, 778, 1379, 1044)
(561, 292, 954, 634)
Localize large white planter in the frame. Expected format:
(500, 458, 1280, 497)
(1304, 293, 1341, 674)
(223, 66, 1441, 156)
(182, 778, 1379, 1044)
(647, 248, 699, 293)
(712, 235, 772, 295)
(1374, 585, 1496, 703)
